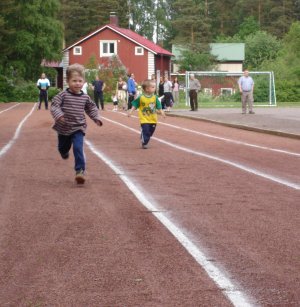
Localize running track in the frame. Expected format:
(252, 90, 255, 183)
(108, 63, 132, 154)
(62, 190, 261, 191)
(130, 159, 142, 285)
(0, 102, 299, 306)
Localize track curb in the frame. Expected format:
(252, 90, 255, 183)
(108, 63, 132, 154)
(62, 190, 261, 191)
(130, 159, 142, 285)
(167, 113, 300, 140)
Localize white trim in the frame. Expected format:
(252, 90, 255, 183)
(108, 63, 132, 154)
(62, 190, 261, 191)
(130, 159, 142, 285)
(100, 40, 117, 57)
(73, 46, 82, 55)
(62, 51, 69, 90)
(220, 88, 234, 95)
(135, 46, 144, 55)
(148, 51, 155, 79)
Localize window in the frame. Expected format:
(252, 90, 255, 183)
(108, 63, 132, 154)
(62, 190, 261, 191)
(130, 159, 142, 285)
(73, 46, 82, 55)
(100, 40, 117, 57)
(135, 46, 144, 55)
(221, 88, 233, 95)
(204, 88, 212, 95)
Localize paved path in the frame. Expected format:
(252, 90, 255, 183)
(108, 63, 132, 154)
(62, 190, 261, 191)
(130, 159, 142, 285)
(169, 107, 300, 139)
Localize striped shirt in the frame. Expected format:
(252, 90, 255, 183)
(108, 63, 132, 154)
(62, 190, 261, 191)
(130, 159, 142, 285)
(51, 89, 100, 135)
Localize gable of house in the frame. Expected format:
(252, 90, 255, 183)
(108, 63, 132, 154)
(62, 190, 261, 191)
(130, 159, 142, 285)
(62, 23, 173, 86)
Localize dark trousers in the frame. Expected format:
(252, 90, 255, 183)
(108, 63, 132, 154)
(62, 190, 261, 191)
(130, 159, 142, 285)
(141, 123, 156, 145)
(94, 91, 104, 110)
(128, 94, 135, 110)
(189, 90, 198, 111)
(58, 131, 85, 171)
(38, 90, 48, 109)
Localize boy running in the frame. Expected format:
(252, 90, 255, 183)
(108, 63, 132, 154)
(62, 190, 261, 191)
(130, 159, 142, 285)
(50, 64, 102, 184)
(128, 79, 165, 149)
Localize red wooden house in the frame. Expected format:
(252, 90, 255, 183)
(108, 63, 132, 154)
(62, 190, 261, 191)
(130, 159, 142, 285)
(59, 14, 173, 88)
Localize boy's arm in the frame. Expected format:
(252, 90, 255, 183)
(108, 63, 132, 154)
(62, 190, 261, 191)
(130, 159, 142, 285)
(127, 106, 136, 117)
(156, 96, 166, 118)
(50, 93, 65, 122)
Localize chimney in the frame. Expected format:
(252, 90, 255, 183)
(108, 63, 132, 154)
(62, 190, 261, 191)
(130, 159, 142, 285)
(109, 12, 119, 26)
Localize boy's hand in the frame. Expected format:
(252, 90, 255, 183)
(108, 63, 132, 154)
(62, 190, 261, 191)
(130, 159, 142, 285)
(95, 119, 103, 126)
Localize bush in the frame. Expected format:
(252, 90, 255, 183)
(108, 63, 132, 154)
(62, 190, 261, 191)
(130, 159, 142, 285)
(0, 77, 61, 103)
(0, 75, 14, 102)
(276, 79, 300, 102)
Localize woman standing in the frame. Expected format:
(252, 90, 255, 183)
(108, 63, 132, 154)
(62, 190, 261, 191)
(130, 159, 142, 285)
(158, 76, 165, 109)
(172, 77, 180, 105)
(116, 77, 127, 110)
(163, 75, 173, 112)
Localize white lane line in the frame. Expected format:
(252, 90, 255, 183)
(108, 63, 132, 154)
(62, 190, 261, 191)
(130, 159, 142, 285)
(86, 139, 254, 307)
(0, 103, 20, 115)
(0, 104, 36, 158)
(101, 116, 300, 190)
(113, 111, 300, 157)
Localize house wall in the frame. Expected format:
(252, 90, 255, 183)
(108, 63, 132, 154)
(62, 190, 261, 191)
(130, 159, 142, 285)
(172, 62, 243, 74)
(216, 62, 243, 72)
(68, 28, 152, 83)
(155, 55, 171, 77)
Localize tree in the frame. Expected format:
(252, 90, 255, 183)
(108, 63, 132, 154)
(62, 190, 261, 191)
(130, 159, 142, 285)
(60, 0, 129, 46)
(244, 31, 281, 69)
(1, 0, 63, 80)
(170, 0, 212, 45)
(176, 48, 216, 71)
(237, 16, 260, 39)
(261, 22, 300, 102)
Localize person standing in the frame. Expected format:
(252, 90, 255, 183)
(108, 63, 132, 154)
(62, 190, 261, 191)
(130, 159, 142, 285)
(189, 74, 201, 111)
(163, 75, 173, 112)
(128, 79, 165, 149)
(127, 73, 136, 110)
(238, 69, 255, 114)
(116, 77, 127, 110)
(172, 77, 180, 105)
(92, 75, 106, 110)
(37, 73, 50, 110)
(50, 64, 103, 184)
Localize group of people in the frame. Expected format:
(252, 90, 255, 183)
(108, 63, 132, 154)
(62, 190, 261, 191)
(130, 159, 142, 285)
(38, 65, 254, 185)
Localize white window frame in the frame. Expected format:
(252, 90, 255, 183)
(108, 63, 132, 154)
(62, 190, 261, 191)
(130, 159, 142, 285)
(73, 46, 82, 55)
(204, 88, 212, 95)
(135, 46, 144, 56)
(221, 88, 233, 95)
(100, 40, 117, 57)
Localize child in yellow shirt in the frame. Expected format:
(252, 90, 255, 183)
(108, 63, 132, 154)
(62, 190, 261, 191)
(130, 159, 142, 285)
(128, 79, 165, 149)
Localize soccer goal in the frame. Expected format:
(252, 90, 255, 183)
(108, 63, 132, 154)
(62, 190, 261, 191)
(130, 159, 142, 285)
(172, 71, 276, 107)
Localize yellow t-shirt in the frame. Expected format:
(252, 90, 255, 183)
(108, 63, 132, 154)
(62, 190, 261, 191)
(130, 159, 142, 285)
(132, 94, 162, 124)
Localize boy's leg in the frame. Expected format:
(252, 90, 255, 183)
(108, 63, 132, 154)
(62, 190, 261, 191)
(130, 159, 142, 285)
(58, 134, 72, 159)
(141, 124, 156, 146)
(72, 131, 85, 172)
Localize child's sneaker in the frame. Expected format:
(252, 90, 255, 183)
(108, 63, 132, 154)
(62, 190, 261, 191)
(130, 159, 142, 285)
(141, 143, 148, 149)
(75, 169, 85, 184)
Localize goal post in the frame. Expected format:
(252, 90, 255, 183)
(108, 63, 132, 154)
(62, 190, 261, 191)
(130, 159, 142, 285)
(171, 71, 276, 107)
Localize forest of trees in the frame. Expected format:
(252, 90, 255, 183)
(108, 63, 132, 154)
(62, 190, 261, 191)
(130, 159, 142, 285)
(0, 0, 299, 102)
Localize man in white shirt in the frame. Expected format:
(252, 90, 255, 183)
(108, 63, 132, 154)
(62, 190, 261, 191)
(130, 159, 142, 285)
(37, 73, 50, 110)
(238, 70, 255, 114)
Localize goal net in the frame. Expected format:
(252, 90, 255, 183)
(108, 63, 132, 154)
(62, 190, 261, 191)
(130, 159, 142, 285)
(171, 71, 276, 107)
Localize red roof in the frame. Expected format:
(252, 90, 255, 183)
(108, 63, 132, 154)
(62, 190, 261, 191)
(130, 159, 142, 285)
(64, 24, 173, 56)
